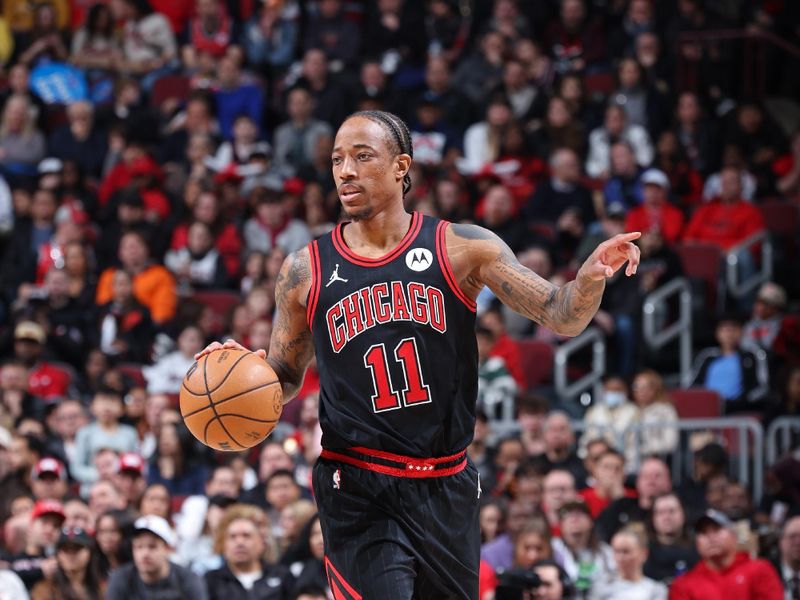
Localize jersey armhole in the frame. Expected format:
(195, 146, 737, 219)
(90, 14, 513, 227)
(435, 221, 477, 312)
(305, 240, 321, 330)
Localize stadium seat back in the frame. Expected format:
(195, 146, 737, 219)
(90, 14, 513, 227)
(151, 75, 191, 107)
(667, 387, 722, 418)
(674, 242, 722, 310)
(515, 339, 554, 390)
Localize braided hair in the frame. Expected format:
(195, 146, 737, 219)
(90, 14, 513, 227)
(346, 110, 414, 198)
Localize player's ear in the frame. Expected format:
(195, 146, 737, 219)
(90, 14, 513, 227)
(395, 154, 411, 182)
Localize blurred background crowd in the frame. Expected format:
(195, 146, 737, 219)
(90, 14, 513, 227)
(0, 0, 800, 598)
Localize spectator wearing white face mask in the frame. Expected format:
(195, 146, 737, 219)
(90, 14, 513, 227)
(580, 375, 638, 461)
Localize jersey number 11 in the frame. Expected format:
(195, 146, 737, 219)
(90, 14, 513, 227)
(364, 337, 431, 413)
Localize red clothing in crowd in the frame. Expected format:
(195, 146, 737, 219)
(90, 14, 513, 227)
(98, 158, 171, 220)
(579, 486, 638, 518)
(682, 199, 765, 250)
(669, 552, 783, 600)
(170, 222, 243, 278)
(148, 0, 195, 32)
(625, 202, 685, 243)
(479, 560, 498, 599)
(29, 362, 71, 400)
(489, 334, 524, 388)
(189, 8, 233, 58)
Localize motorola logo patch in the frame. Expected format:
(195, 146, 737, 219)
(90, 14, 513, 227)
(405, 248, 433, 272)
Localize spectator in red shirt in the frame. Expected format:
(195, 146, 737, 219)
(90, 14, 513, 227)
(625, 168, 685, 244)
(669, 509, 783, 600)
(182, 0, 233, 70)
(579, 448, 637, 518)
(479, 305, 524, 388)
(12, 321, 70, 400)
(683, 166, 765, 251)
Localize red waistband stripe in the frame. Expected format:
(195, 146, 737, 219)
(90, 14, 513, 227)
(320, 446, 468, 479)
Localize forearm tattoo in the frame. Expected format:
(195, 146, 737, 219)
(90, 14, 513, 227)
(451, 224, 604, 336)
(268, 250, 314, 402)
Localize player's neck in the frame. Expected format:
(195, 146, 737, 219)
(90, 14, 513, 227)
(346, 205, 412, 251)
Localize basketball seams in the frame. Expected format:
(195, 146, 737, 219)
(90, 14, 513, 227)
(202, 350, 246, 450)
(215, 414, 280, 423)
(180, 380, 281, 419)
(205, 350, 253, 393)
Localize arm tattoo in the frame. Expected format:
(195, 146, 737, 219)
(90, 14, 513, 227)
(268, 250, 315, 403)
(451, 223, 605, 336)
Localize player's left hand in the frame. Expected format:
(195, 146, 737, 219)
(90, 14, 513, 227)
(579, 232, 642, 281)
(194, 339, 267, 361)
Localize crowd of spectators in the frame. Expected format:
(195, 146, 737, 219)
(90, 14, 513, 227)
(1, 0, 800, 598)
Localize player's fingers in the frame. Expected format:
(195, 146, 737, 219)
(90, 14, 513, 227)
(594, 232, 640, 260)
(254, 349, 267, 359)
(194, 341, 223, 359)
(625, 242, 641, 276)
(222, 339, 245, 349)
(616, 231, 642, 242)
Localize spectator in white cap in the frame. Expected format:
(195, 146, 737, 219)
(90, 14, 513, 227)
(624, 168, 685, 243)
(743, 281, 787, 352)
(106, 514, 208, 600)
(36, 157, 63, 191)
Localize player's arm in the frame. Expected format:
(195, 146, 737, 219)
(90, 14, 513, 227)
(266, 248, 315, 403)
(445, 223, 640, 337)
(195, 248, 314, 404)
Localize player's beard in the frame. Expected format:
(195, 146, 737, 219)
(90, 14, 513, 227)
(344, 205, 374, 222)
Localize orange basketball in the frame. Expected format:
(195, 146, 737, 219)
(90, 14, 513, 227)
(180, 348, 283, 451)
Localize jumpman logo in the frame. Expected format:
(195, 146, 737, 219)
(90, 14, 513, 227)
(326, 263, 349, 287)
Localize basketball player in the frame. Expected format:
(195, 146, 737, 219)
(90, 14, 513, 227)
(197, 111, 640, 599)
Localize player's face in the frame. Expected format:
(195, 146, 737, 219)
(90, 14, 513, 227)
(332, 117, 408, 222)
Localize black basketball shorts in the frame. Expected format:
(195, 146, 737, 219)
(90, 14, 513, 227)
(312, 446, 482, 600)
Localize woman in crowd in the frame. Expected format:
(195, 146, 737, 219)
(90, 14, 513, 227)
(92, 510, 133, 579)
(147, 421, 208, 496)
(590, 527, 667, 600)
(283, 514, 327, 592)
(480, 498, 507, 545)
(631, 369, 679, 458)
(0, 94, 45, 176)
(31, 527, 105, 600)
(278, 499, 316, 559)
(510, 519, 552, 572)
(70, 3, 120, 73)
(138, 483, 172, 521)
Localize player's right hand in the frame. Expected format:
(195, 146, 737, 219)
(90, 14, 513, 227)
(195, 339, 267, 360)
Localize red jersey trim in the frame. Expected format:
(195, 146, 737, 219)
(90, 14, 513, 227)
(435, 221, 477, 312)
(306, 241, 321, 330)
(325, 557, 363, 600)
(332, 211, 422, 267)
(320, 449, 467, 479)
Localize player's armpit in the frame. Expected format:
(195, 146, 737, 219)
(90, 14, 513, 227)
(447, 223, 604, 337)
(268, 247, 315, 403)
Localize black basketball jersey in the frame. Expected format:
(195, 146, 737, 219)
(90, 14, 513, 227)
(307, 212, 478, 457)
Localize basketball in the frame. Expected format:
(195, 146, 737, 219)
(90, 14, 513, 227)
(180, 348, 283, 451)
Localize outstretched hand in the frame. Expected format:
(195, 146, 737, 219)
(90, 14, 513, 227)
(580, 232, 642, 281)
(194, 339, 267, 361)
